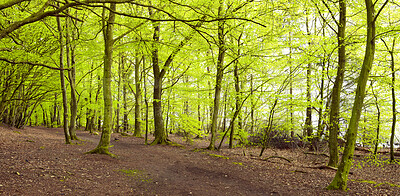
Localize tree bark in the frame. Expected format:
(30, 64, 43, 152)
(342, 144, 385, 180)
(304, 13, 312, 142)
(208, 1, 225, 150)
(88, 3, 116, 156)
(230, 33, 242, 149)
(115, 54, 122, 133)
(328, 0, 346, 167)
(382, 38, 397, 162)
(56, 11, 70, 144)
(370, 83, 380, 156)
(133, 54, 142, 137)
(67, 15, 78, 140)
(327, 0, 386, 190)
(150, 18, 167, 144)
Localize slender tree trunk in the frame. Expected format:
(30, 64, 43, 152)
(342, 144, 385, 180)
(390, 43, 396, 162)
(230, 34, 242, 149)
(144, 57, 149, 145)
(317, 27, 327, 140)
(123, 57, 128, 132)
(371, 83, 380, 155)
(382, 38, 397, 162)
(327, 0, 346, 167)
(56, 12, 70, 144)
(68, 63, 78, 139)
(88, 3, 116, 156)
(52, 93, 57, 127)
(327, 0, 385, 190)
(134, 54, 142, 136)
(66, 13, 78, 140)
(85, 63, 94, 133)
(115, 54, 122, 133)
(304, 13, 313, 141)
(208, 1, 225, 150)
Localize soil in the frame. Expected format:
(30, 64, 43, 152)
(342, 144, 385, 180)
(1, 125, 400, 195)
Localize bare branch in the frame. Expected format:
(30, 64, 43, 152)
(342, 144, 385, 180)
(0, 0, 28, 10)
(0, 57, 70, 71)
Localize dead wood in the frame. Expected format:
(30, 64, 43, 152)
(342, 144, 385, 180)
(305, 165, 353, 175)
(304, 152, 329, 157)
(263, 156, 291, 163)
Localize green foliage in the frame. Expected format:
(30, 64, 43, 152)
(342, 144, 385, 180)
(352, 179, 400, 188)
(355, 154, 400, 169)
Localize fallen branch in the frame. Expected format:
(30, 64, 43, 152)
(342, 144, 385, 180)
(306, 165, 354, 175)
(355, 146, 371, 152)
(263, 156, 291, 163)
(304, 152, 329, 157)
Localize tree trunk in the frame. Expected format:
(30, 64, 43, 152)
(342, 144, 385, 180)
(304, 13, 312, 142)
(327, 0, 385, 190)
(134, 54, 142, 137)
(230, 33, 242, 149)
(56, 11, 70, 144)
(115, 54, 121, 133)
(144, 57, 149, 145)
(123, 56, 128, 132)
(327, 0, 346, 167)
(150, 17, 167, 145)
(66, 14, 78, 140)
(382, 38, 397, 162)
(208, 1, 225, 150)
(371, 83, 380, 156)
(88, 3, 116, 157)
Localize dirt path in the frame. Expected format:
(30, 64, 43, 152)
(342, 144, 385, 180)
(1, 126, 399, 195)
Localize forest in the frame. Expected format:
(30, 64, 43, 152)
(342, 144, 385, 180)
(1, 0, 400, 194)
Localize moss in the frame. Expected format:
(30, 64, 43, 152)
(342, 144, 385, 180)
(86, 146, 116, 158)
(118, 169, 152, 183)
(352, 179, 400, 188)
(209, 154, 229, 159)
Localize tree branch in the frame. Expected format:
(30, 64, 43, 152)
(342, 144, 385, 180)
(0, 0, 28, 10)
(0, 57, 70, 71)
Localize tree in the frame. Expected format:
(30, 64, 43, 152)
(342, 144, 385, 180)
(133, 52, 142, 137)
(316, 0, 347, 168)
(381, 37, 397, 162)
(207, 0, 226, 150)
(327, 0, 388, 190)
(56, 10, 71, 145)
(87, 3, 116, 156)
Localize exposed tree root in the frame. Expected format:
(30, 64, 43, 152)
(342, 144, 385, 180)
(86, 147, 116, 158)
(150, 138, 172, 145)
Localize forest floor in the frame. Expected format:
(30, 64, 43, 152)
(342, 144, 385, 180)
(1, 125, 400, 195)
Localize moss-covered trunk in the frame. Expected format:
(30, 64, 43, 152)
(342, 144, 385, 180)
(327, 0, 384, 190)
(327, 0, 346, 167)
(88, 3, 116, 156)
(208, 1, 225, 150)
